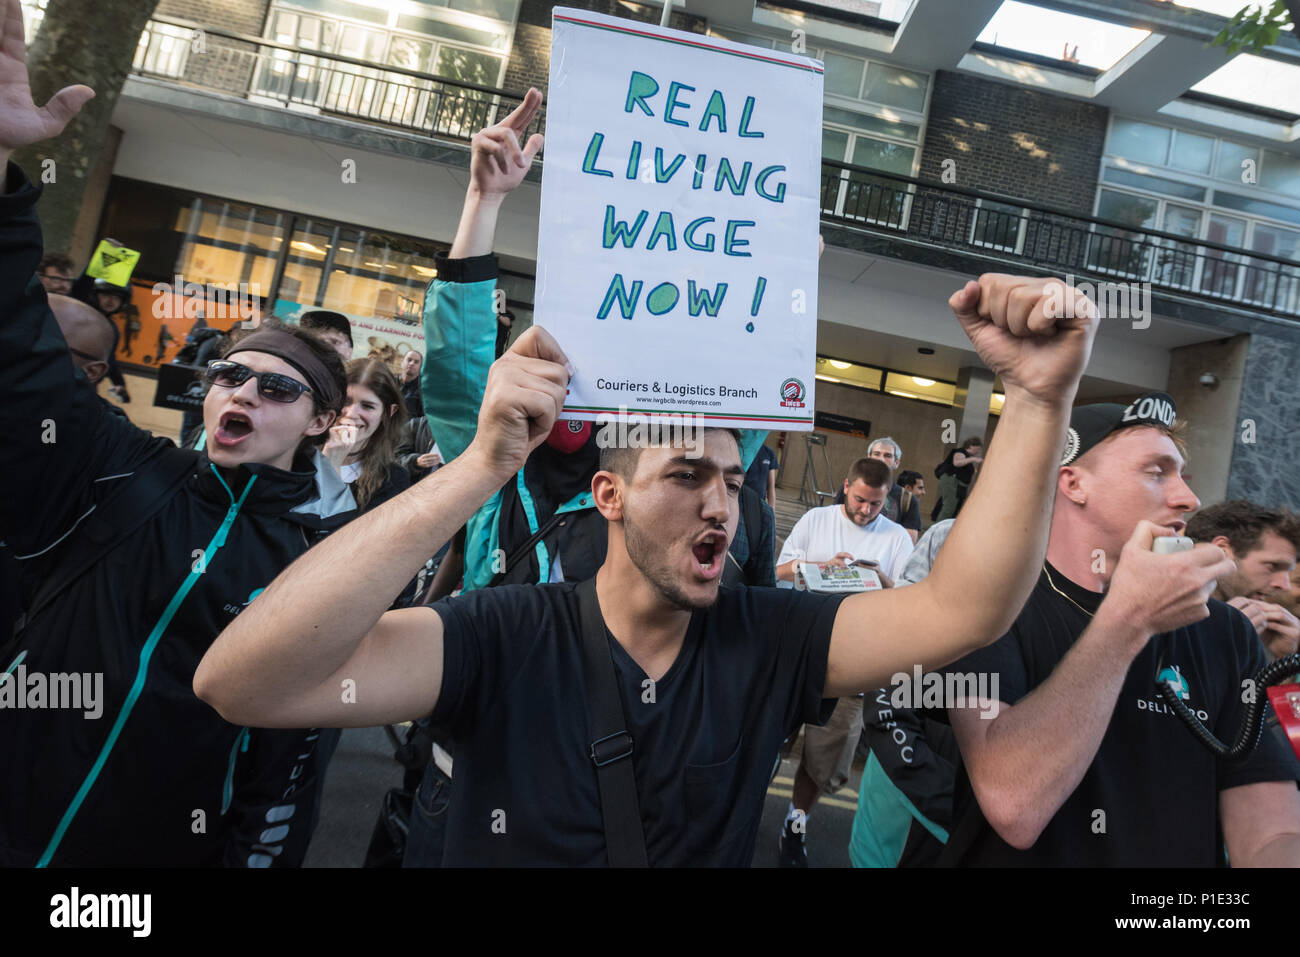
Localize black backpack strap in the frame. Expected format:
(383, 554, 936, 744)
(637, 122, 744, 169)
(741, 484, 762, 551)
(8, 446, 199, 650)
(722, 486, 765, 587)
(575, 577, 648, 867)
(487, 511, 565, 588)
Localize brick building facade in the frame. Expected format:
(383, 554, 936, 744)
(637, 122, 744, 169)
(154, 0, 270, 35)
(917, 69, 1109, 215)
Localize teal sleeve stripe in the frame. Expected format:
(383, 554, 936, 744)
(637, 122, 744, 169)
(514, 472, 550, 582)
(36, 475, 258, 868)
(221, 728, 249, 816)
(420, 276, 497, 464)
(849, 751, 949, 868)
(464, 489, 503, 592)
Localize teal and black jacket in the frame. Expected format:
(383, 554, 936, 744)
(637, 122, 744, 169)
(0, 163, 355, 867)
(419, 254, 768, 590)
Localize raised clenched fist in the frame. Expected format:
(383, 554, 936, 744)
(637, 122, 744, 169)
(467, 325, 571, 481)
(947, 274, 1099, 410)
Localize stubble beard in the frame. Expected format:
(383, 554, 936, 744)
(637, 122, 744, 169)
(623, 508, 719, 612)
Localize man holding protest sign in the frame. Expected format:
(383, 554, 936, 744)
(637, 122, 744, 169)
(199, 268, 1099, 867)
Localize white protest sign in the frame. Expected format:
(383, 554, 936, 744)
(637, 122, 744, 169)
(534, 9, 822, 431)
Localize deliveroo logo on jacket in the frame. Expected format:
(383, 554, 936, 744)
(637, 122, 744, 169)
(1158, 665, 1189, 700)
(222, 587, 265, 617)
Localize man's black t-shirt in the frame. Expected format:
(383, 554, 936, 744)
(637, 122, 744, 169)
(943, 563, 1300, 866)
(429, 582, 844, 866)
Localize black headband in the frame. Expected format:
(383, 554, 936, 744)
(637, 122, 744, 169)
(226, 330, 342, 408)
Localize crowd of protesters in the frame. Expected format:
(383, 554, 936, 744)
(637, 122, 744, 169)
(2, 7, 1298, 869)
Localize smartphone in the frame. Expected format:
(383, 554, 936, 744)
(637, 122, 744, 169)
(1152, 536, 1193, 555)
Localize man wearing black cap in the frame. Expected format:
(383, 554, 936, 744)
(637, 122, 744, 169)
(940, 393, 1300, 866)
(300, 309, 354, 361)
(0, 22, 360, 866)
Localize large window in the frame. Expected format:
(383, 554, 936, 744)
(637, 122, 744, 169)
(96, 178, 538, 369)
(253, 0, 515, 132)
(174, 199, 286, 295)
(133, 22, 196, 80)
(708, 27, 929, 226)
(1095, 116, 1300, 311)
(814, 355, 1005, 413)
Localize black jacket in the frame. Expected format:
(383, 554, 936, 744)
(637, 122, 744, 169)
(395, 414, 438, 482)
(0, 163, 358, 867)
(401, 377, 423, 420)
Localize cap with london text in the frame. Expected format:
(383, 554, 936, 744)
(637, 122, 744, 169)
(1060, 392, 1177, 466)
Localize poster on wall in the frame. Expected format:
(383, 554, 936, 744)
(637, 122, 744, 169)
(273, 301, 425, 371)
(115, 279, 264, 368)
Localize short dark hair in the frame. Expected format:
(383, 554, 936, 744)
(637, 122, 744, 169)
(898, 469, 923, 489)
(220, 322, 347, 442)
(1186, 500, 1300, 557)
(40, 252, 75, 275)
(845, 457, 892, 490)
(300, 310, 353, 344)
(961, 436, 983, 450)
(598, 426, 741, 478)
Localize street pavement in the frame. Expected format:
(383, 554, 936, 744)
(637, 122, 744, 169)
(305, 725, 863, 868)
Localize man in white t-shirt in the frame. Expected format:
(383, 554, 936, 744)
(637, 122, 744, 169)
(774, 456, 914, 865)
(777, 458, 914, 587)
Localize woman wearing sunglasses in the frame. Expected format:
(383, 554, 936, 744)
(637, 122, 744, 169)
(0, 38, 363, 870)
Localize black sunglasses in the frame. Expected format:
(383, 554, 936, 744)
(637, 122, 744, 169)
(204, 359, 313, 403)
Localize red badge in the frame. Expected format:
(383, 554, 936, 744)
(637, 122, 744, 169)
(1267, 684, 1300, 761)
(546, 418, 590, 454)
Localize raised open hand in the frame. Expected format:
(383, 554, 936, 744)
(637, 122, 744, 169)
(0, 0, 94, 167)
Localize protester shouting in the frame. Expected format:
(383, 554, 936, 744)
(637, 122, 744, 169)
(196, 243, 1104, 865)
(0, 5, 357, 867)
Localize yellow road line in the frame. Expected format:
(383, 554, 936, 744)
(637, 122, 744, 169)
(771, 775, 858, 799)
(765, 784, 859, 811)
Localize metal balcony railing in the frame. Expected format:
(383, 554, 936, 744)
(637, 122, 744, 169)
(129, 18, 1300, 322)
(131, 17, 544, 144)
(821, 161, 1300, 320)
